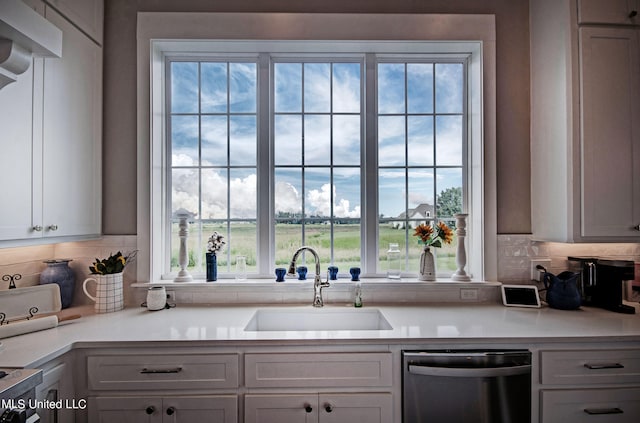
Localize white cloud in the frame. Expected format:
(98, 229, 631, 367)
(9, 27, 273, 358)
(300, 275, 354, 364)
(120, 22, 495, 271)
(307, 183, 360, 218)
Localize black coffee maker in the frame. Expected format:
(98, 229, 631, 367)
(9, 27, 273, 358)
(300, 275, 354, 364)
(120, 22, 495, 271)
(568, 257, 635, 314)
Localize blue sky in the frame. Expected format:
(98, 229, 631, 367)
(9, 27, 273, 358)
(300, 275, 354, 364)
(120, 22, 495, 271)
(170, 60, 464, 220)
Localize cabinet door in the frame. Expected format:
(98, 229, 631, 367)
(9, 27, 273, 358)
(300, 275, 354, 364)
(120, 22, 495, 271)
(163, 396, 237, 423)
(42, 6, 102, 238)
(580, 27, 640, 238)
(0, 59, 42, 241)
(245, 394, 318, 423)
(319, 393, 392, 423)
(541, 388, 640, 422)
(90, 396, 163, 423)
(578, 0, 639, 25)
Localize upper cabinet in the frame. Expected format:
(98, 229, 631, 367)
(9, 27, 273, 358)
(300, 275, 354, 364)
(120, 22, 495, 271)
(578, 0, 639, 25)
(531, 0, 640, 242)
(0, 0, 102, 245)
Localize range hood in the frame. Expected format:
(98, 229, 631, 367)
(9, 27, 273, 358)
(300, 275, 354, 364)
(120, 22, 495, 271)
(0, 0, 62, 89)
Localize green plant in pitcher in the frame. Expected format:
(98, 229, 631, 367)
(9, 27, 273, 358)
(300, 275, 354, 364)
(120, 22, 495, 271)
(89, 251, 137, 274)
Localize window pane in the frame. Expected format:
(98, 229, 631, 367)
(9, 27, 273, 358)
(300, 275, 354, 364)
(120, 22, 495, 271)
(230, 63, 257, 113)
(436, 168, 463, 218)
(201, 168, 227, 219)
(407, 116, 434, 166)
(333, 115, 360, 166)
(172, 168, 199, 214)
(435, 115, 463, 166)
(304, 63, 330, 113)
(304, 115, 330, 166)
(230, 115, 256, 165)
(305, 168, 331, 218)
(333, 63, 361, 113)
(407, 63, 434, 114)
(275, 168, 302, 218)
(334, 168, 361, 219)
(378, 63, 405, 114)
(274, 115, 302, 165)
(228, 222, 258, 273)
(230, 169, 256, 219)
(378, 168, 405, 221)
(201, 115, 227, 166)
(171, 115, 199, 165)
(408, 169, 435, 221)
(171, 62, 198, 113)
(201, 62, 227, 113)
(378, 115, 405, 166)
(274, 63, 302, 112)
(435, 63, 464, 114)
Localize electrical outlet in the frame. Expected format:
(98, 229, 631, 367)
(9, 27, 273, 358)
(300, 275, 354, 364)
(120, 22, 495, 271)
(460, 288, 479, 300)
(530, 259, 551, 281)
(166, 290, 176, 303)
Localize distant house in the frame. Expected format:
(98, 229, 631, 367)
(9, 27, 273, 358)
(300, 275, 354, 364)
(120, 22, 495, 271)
(391, 203, 434, 229)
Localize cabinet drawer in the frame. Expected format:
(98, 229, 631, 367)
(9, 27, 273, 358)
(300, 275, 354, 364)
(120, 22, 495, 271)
(540, 349, 640, 385)
(541, 388, 640, 423)
(578, 0, 638, 25)
(245, 352, 392, 388)
(87, 354, 239, 391)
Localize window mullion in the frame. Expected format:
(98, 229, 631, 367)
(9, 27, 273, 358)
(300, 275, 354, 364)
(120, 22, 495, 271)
(257, 53, 272, 276)
(362, 53, 378, 276)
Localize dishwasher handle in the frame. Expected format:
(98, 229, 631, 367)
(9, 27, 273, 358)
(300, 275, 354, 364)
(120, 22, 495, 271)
(408, 363, 531, 378)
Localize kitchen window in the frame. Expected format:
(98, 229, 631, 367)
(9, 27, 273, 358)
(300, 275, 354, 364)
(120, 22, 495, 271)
(138, 14, 496, 283)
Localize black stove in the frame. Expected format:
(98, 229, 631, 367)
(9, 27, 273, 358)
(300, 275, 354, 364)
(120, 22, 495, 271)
(0, 368, 42, 423)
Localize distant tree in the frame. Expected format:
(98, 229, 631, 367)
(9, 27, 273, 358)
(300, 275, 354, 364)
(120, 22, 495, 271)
(437, 187, 462, 217)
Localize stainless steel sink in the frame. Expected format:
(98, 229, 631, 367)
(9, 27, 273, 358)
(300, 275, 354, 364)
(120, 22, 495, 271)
(244, 307, 393, 331)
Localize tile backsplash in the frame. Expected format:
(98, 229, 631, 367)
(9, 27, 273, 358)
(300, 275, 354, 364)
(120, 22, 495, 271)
(1, 235, 638, 306)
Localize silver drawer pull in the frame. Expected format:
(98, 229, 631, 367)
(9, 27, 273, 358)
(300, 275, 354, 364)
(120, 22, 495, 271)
(584, 363, 624, 370)
(140, 367, 183, 374)
(584, 407, 623, 415)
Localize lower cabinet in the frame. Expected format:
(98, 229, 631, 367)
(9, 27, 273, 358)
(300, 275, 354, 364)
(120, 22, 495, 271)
(36, 355, 75, 423)
(538, 349, 640, 422)
(89, 395, 238, 423)
(244, 393, 392, 423)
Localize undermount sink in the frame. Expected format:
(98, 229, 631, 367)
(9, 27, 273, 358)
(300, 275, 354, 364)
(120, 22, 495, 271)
(244, 307, 393, 331)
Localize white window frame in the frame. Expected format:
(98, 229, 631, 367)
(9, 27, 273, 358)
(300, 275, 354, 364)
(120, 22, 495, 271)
(137, 13, 497, 283)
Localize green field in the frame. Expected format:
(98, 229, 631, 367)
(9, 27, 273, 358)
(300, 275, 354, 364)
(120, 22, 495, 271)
(171, 223, 457, 277)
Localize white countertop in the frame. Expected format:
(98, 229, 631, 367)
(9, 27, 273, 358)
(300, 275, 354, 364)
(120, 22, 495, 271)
(1, 302, 640, 368)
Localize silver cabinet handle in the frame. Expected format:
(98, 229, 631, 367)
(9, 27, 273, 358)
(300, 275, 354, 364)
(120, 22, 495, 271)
(584, 363, 624, 370)
(408, 363, 531, 378)
(48, 224, 58, 231)
(140, 367, 182, 374)
(584, 407, 623, 415)
(32, 225, 43, 232)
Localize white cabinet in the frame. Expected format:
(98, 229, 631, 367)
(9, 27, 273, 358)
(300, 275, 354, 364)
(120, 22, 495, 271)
(538, 349, 640, 422)
(0, 0, 102, 244)
(244, 353, 393, 423)
(90, 396, 238, 423)
(41, 6, 101, 239)
(578, 0, 639, 25)
(530, 0, 640, 242)
(85, 351, 240, 423)
(245, 393, 392, 423)
(36, 355, 76, 423)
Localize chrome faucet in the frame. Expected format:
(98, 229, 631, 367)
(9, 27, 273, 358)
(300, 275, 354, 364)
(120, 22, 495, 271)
(287, 246, 330, 307)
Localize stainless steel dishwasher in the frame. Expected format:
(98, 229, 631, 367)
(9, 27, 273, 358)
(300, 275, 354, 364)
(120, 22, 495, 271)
(402, 350, 531, 423)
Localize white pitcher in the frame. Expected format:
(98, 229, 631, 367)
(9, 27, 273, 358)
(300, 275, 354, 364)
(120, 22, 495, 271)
(83, 273, 124, 313)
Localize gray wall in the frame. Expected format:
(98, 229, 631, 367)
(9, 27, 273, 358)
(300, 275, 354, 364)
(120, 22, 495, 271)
(103, 0, 531, 235)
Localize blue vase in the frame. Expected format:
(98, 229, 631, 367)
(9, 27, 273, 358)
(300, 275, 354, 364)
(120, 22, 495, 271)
(40, 259, 75, 309)
(206, 253, 217, 281)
